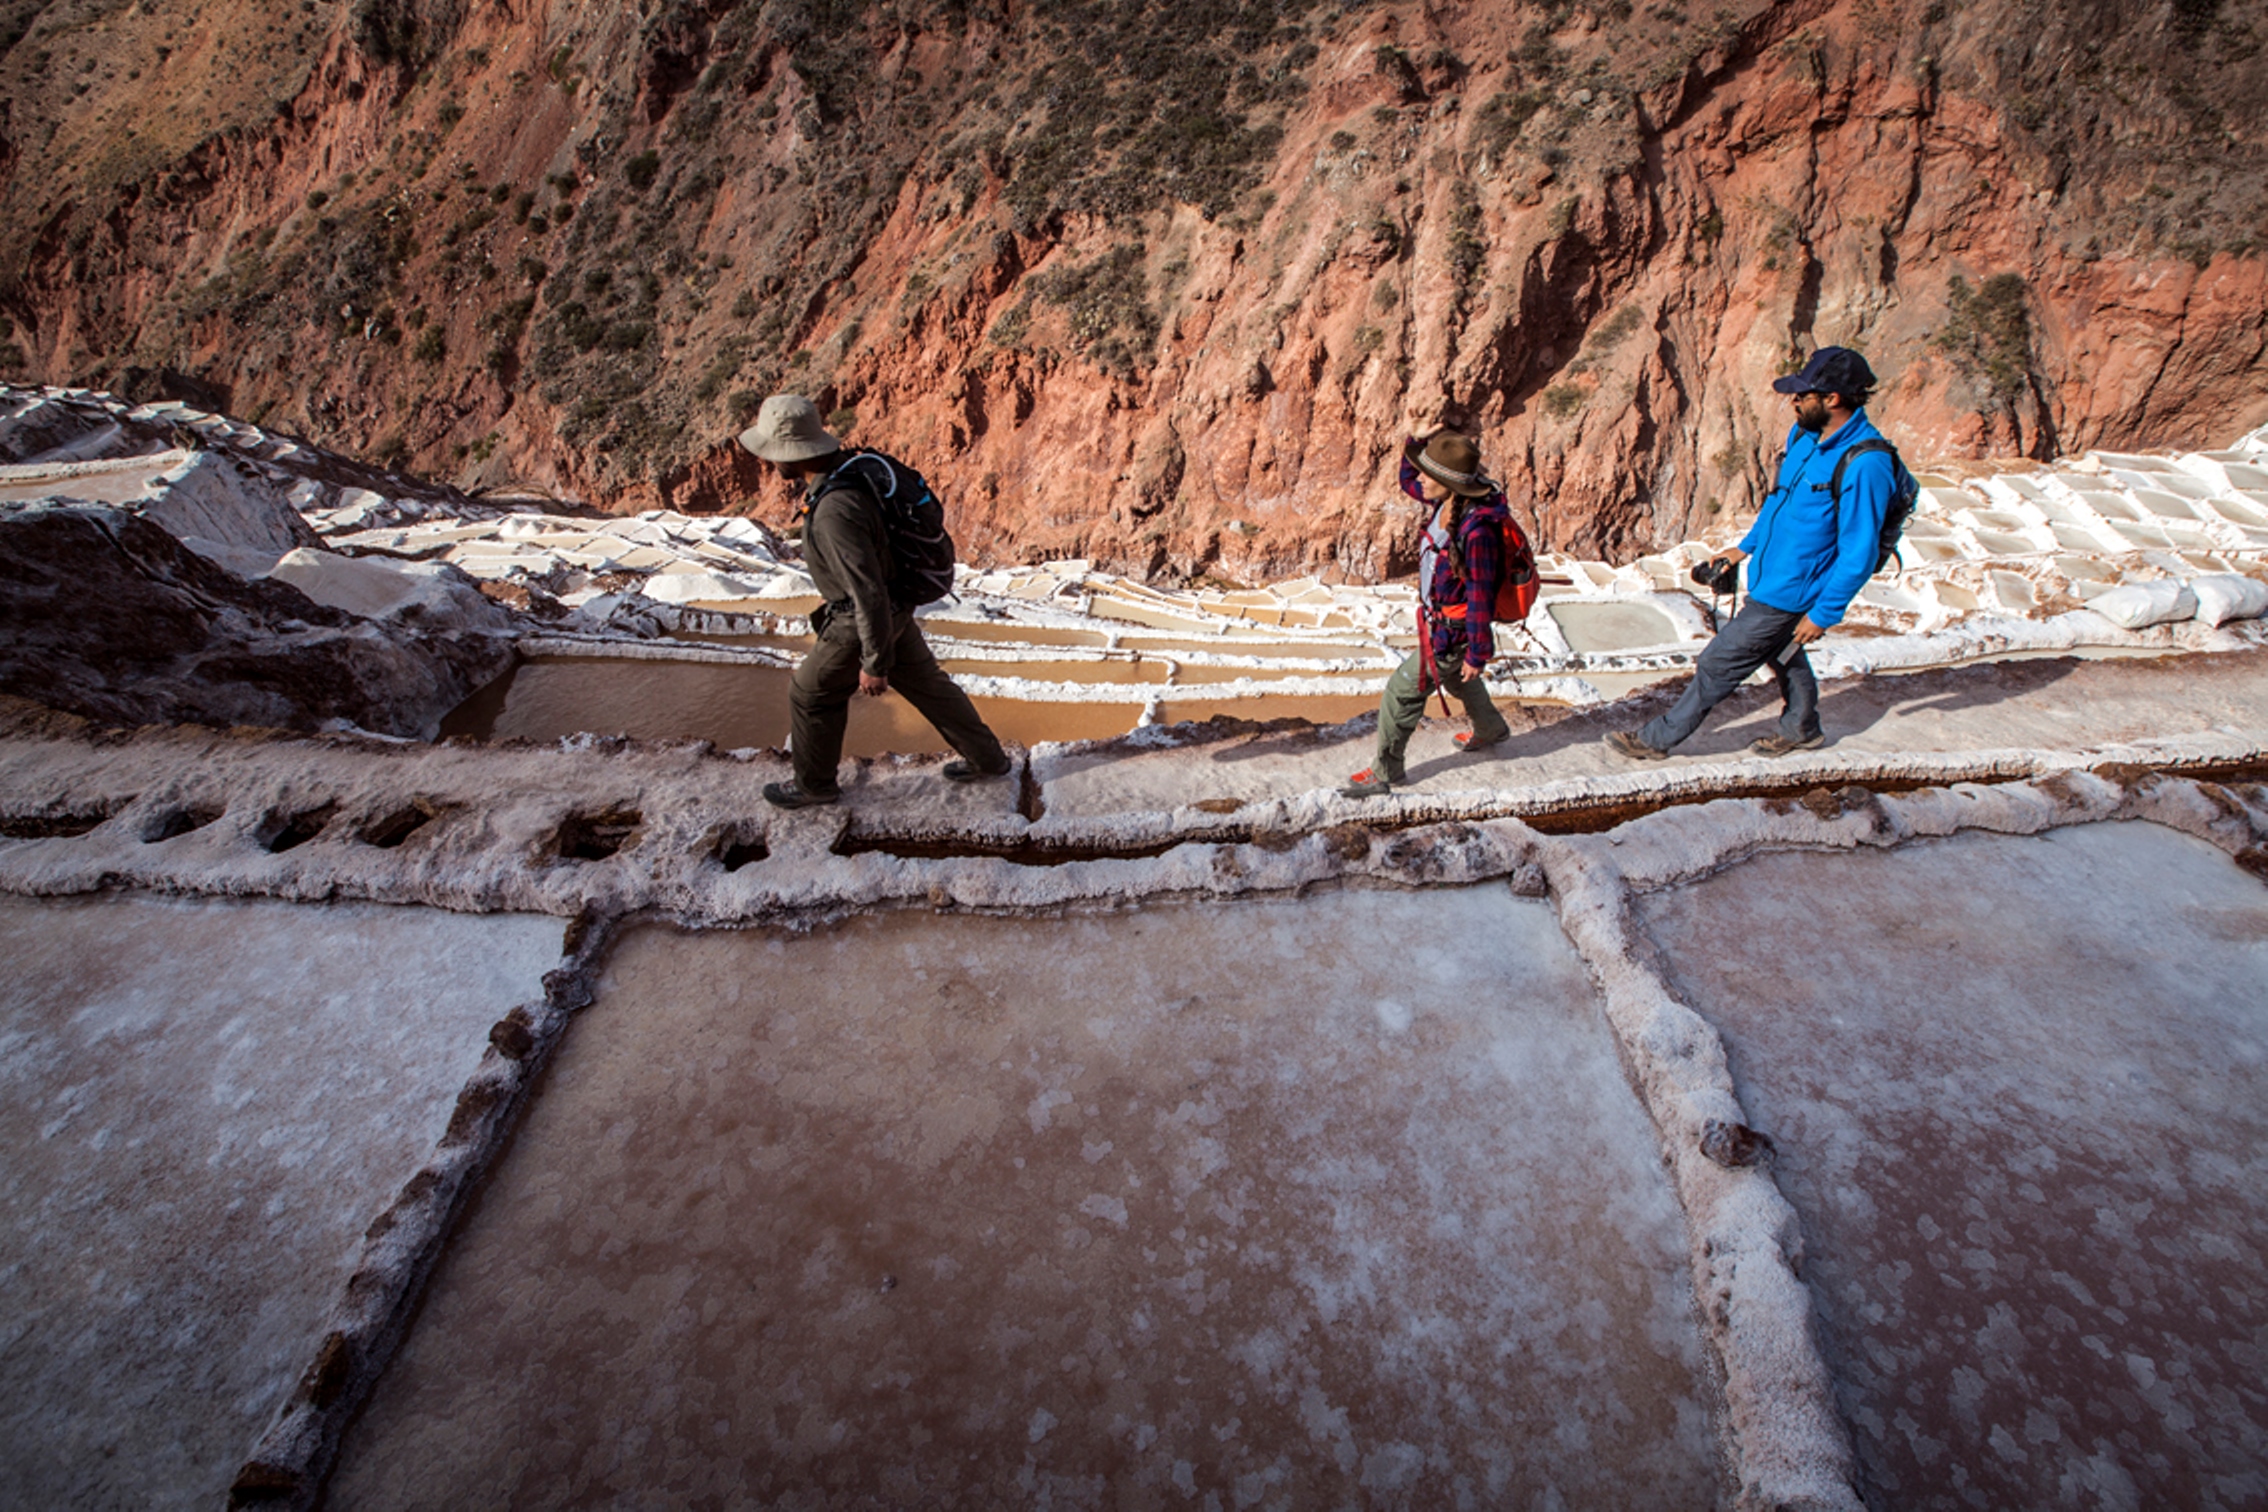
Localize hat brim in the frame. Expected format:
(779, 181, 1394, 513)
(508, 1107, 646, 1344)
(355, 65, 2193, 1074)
(1403, 436, 1493, 497)
(1770, 374, 1817, 394)
(737, 424, 842, 463)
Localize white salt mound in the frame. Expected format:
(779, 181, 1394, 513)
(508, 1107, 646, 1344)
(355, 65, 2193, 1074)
(266, 548, 502, 630)
(2186, 573, 2268, 628)
(2087, 579, 2197, 629)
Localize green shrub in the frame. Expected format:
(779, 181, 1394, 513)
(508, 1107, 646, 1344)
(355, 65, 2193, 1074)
(1588, 304, 1642, 350)
(731, 290, 760, 319)
(1033, 244, 1157, 376)
(988, 299, 1032, 348)
(1540, 384, 1584, 418)
(625, 150, 662, 190)
(1446, 184, 1485, 283)
(1933, 273, 2033, 403)
(603, 320, 653, 352)
(1476, 88, 1548, 156)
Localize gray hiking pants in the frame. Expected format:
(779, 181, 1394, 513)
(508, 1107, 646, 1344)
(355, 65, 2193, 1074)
(1636, 598, 1819, 753)
(790, 608, 1007, 793)
(1372, 647, 1510, 783)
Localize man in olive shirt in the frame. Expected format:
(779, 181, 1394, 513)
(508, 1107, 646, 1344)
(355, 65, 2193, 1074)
(739, 395, 1011, 808)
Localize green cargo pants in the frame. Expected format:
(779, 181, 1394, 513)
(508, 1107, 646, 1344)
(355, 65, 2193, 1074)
(790, 608, 1008, 794)
(1371, 647, 1509, 784)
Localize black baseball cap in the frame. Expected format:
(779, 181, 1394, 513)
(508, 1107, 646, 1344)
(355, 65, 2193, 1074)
(1772, 346, 1878, 395)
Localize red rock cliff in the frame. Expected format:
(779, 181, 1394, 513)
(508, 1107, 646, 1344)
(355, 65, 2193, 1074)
(4, 0, 2265, 580)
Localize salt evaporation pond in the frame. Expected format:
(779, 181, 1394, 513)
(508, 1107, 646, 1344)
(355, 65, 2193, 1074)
(442, 656, 1380, 753)
(326, 887, 1730, 1509)
(0, 893, 563, 1511)
(1544, 598, 1682, 654)
(1636, 822, 2268, 1509)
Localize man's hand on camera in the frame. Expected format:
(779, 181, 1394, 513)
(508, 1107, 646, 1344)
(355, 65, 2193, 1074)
(858, 671, 889, 697)
(1788, 616, 1824, 647)
(1722, 548, 1748, 564)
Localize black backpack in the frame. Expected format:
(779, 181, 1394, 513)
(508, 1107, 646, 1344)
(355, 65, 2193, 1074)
(1829, 438, 1921, 575)
(810, 449, 957, 606)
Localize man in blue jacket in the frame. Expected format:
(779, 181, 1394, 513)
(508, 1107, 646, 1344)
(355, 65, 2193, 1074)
(1606, 346, 1896, 760)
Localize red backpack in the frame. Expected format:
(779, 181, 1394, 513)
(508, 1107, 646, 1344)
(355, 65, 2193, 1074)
(1483, 512, 1541, 624)
(1438, 504, 1541, 626)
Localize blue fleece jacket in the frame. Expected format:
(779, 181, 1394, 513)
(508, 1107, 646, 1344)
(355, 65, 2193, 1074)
(1737, 409, 1895, 628)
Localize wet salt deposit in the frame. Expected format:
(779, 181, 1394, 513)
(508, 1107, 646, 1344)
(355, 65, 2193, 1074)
(326, 888, 1730, 1509)
(1635, 823, 2268, 1510)
(0, 893, 563, 1511)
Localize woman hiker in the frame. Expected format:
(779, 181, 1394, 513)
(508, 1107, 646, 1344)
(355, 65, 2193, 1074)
(1339, 432, 1516, 797)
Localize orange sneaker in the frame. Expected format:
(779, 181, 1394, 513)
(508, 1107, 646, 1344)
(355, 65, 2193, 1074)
(1455, 730, 1508, 752)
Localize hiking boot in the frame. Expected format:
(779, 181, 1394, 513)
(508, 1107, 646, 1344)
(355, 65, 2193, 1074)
(1337, 768, 1395, 798)
(1749, 731, 1824, 757)
(942, 757, 1014, 781)
(1455, 730, 1508, 753)
(1604, 730, 1668, 762)
(762, 780, 841, 810)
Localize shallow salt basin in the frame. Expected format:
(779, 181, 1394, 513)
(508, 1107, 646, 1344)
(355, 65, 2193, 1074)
(1544, 598, 1682, 654)
(0, 455, 176, 504)
(325, 888, 1728, 1509)
(0, 893, 562, 1511)
(441, 657, 1385, 754)
(1634, 822, 2268, 1510)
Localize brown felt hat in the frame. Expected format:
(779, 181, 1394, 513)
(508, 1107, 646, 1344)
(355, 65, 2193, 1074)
(1404, 432, 1492, 496)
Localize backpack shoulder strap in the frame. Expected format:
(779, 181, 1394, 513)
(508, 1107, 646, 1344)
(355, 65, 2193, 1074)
(1829, 438, 1897, 501)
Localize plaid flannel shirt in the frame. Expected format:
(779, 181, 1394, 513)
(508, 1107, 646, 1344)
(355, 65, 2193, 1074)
(1401, 453, 1507, 668)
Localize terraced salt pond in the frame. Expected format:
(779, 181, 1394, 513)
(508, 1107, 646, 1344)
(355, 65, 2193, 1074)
(449, 598, 1696, 756)
(443, 656, 1384, 752)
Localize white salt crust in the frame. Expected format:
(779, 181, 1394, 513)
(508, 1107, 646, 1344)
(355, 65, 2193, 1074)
(8, 687, 2266, 1507)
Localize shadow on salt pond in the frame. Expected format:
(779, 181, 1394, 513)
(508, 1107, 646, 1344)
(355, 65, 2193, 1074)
(440, 657, 1379, 754)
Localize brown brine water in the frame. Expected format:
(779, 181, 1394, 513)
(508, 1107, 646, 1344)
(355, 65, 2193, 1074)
(441, 657, 1379, 753)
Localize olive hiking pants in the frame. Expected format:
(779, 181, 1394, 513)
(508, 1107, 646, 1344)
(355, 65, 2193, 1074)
(790, 609, 1007, 793)
(1371, 647, 1510, 784)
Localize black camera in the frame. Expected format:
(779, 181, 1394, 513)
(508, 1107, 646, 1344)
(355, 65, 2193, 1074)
(1689, 556, 1738, 594)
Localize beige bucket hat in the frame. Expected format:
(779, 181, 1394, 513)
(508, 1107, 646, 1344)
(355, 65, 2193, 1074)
(737, 394, 841, 463)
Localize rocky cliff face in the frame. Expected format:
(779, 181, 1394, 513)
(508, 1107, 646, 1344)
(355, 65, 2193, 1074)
(5, 0, 2266, 581)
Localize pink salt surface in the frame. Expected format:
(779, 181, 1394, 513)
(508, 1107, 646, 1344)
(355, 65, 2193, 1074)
(0, 893, 563, 1511)
(329, 887, 1730, 1509)
(1634, 822, 2268, 1510)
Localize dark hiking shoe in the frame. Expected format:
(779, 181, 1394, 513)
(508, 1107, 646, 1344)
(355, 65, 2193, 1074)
(763, 780, 841, 809)
(1455, 730, 1508, 753)
(1337, 768, 1394, 798)
(942, 757, 1013, 781)
(1749, 732, 1824, 757)
(1604, 730, 1668, 762)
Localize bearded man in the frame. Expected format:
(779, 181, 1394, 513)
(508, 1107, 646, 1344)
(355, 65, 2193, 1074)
(1607, 346, 1899, 761)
